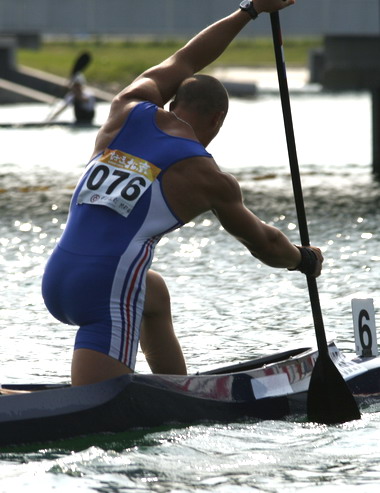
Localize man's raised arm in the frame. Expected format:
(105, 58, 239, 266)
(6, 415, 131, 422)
(120, 0, 295, 106)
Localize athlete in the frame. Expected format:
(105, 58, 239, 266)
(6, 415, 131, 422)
(47, 73, 96, 124)
(42, 0, 323, 386)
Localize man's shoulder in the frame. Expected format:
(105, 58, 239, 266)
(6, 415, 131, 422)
(185, 158, 239, 194)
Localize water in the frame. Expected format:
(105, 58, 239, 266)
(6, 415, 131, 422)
(1, 91, 380, 491)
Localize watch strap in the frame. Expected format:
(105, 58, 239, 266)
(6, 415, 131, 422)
(239, 0, 259, 20)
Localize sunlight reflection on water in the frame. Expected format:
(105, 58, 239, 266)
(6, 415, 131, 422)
(0, 94, 378, 377)
(1, 93, 380, 492)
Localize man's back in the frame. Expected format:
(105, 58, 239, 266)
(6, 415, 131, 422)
(59, 101, 214, 255)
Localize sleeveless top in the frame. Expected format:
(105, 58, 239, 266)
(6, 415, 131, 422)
(59, 101, 212, 257)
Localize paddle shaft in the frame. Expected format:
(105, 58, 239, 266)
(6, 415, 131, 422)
(262, 12, 360, 424)
(269, 12, 328, 356)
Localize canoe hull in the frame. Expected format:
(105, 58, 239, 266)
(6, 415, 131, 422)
(1, 343, 380, 448)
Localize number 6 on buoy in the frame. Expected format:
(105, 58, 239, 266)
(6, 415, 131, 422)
(352, 298, 379, 357)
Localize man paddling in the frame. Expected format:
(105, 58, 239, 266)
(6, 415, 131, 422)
(47, 73, 96, 124)
(42, 0, 323, 385)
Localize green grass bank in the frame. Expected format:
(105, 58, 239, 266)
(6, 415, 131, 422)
(18, 38, 321, 91)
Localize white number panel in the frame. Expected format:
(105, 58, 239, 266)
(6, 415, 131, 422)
(352, 298, 379, 357)
(77, 148, 161, 218)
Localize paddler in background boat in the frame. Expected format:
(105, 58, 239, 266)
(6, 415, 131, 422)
(42, 0, 323, 386)
(46, 73, 96, 124)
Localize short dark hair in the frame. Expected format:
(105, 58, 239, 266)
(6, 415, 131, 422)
(172, 74, 229, 116)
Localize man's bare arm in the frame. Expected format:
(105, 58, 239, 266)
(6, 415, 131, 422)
(210, 172, 323, 276)
(116, 0, 296, 107)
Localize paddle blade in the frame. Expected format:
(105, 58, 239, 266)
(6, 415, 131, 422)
(71, 52, 92, 77)
(307, 354, 361, 424)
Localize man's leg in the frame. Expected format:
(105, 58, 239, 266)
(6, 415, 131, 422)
(71, 269, 186, 385)
(71, 348, 133, 386)
(141, 270, 187, 375)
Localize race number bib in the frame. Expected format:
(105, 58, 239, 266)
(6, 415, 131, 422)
(77, 148, 161, 217)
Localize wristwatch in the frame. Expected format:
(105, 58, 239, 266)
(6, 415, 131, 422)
(239, 0, 259, 20)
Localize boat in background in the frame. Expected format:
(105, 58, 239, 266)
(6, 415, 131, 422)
(0, 121, 101, 129)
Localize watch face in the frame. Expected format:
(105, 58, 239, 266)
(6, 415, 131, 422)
(240, 0, 251, 8)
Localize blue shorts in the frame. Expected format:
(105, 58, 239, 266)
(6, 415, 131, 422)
(42, 245, 147, 369)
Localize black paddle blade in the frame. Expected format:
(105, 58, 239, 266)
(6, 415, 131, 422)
(71, 52, 92, 77)
(307, 354, 361, 424)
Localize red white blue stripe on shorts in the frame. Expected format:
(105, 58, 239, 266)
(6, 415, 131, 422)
(109, 236, 159, 369)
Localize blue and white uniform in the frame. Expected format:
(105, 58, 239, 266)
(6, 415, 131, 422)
(42, 101, 212, 369)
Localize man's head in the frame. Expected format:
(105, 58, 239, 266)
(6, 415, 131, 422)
(71, 73, 86, 87)
(170, 74, 229, 146)
(69, 73, 86, 95)
(171, 74, 229, 115)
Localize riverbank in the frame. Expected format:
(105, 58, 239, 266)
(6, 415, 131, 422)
(210, 66, 310, 91)
(17, 38, 321, 92)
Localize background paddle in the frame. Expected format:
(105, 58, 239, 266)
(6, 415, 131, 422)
(70, 52, 92, 78)
(269, 11, 361, 424)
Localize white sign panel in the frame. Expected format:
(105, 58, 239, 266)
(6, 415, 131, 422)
(251, 373, 293, 400)
(351, 298, 379, 357)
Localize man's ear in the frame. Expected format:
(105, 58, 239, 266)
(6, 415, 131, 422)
(211, 111, 225, 129)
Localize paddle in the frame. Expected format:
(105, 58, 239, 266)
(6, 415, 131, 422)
(269, 11, 361, 424)
(70, 52, 92, 78)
